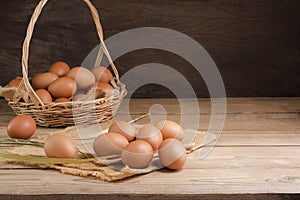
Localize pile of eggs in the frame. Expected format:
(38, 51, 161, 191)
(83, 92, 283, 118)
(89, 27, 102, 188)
(93, 120, 187, 170)
(6, 114, 187, 170)
(7, 61, 114, 103)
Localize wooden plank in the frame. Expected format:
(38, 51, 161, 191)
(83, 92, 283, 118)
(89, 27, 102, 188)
(0, 98, 299, 195)
(0, 98, 299, 136)
(3, 112, 298, 132)
(118, 98, 300, 115)
(115, 113, 300, 132)
(0, 146, 300, 194)
(1, 130, 300, 169)
(216, 131, 300, 146)
(0, 99, 299, 149)
(1, 97, 299, 117)
(1, 194, 299, 200)
(2, 112, 297, 132)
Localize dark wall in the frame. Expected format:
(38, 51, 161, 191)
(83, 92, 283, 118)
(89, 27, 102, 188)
(0, 0, 299, 97)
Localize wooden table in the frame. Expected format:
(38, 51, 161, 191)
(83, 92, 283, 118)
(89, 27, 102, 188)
(0, 98, 300, 199)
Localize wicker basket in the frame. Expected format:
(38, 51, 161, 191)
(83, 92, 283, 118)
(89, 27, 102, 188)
(2, 0, 127, 127)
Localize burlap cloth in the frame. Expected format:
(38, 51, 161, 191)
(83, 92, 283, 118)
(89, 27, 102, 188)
(4, 123, 210, 182)
(0, 86, 28, 102)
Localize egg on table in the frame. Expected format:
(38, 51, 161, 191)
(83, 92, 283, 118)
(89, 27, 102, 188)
(121, 140, 154, 169)
(136, 124, 163, 151)
(155, 120, 185, 141)
(158, 138, 187, 170)
(44, 134, 77, 158)
(7, 115, 36, 139)
(108, 121, 136, 142)
(93, 132, 129, 157)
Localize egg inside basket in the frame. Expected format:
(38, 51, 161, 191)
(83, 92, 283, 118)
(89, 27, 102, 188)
(0, 0, 127, 127)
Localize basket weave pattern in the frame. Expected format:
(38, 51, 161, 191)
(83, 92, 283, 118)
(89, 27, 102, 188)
(3, 0, 127, 127)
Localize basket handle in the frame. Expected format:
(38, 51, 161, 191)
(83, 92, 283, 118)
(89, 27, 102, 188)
(16, 0, 120, 106)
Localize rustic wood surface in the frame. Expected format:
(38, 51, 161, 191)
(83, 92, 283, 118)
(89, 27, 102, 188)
(0, 0, 299, 97)
(0, 97, 299, 199)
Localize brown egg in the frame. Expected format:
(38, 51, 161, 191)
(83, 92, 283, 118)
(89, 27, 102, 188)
(90, 82, 97, 88)
(44, 134, 77, 158)
(48, 77, 77, 98)
(136, 124, 163, 151)
(72, 93, 88, 101)
(155, 120, 185, 141)
(108, 121, 136, 142)
(7, 77, 21, 87)
(31, 72, 58, 89)
(92, 66, 113, 83)
(7, 78, 26, 90)
(31, 73, 42, 89)
(93, 132, 129, 157)
(7, 115, 36, 139)
(35, 89, 52, 103)
(48, 61, 70, 77)
(158, 138, 187, 170)
(54, 97, 71, 103)
(90, 82, 114, 97)
(121, 140, 154, 169)
(66, 67, 95, 89)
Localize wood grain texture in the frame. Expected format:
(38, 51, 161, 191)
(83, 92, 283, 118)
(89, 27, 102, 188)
(0, 0, 299, 97)
(0, 98, 300, 198)
(0, 194, 299, 200)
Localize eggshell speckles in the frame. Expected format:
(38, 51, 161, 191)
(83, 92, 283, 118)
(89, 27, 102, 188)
(108, 121, 136, 142)
(136, 124, 163, 151)
(7, 115, 36, 139)
(48, 77, 77, 98)
(93, 132, 129, 157)
(158, 138, 187, 170)
(66, 67, 95, 89)
(44, 134, 77, 158)
(121, 140, 154, 169)
(49, 61, 70, 77)
(155, 120, 185, 141)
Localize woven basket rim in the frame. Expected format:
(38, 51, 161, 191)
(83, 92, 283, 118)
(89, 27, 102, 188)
(8, 81, 127, 108)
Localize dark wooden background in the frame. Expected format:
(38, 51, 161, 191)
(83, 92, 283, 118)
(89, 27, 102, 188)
(0, 0, 299, 98)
